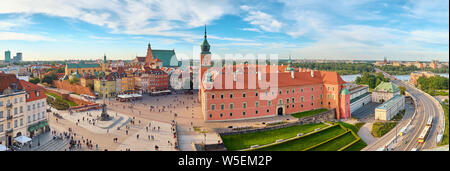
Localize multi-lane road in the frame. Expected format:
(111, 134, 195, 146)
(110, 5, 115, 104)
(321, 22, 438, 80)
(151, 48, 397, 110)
(363, 68, 444, 151)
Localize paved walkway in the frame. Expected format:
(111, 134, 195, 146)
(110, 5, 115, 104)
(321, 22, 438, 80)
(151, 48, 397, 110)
(357, 123, 378, 145)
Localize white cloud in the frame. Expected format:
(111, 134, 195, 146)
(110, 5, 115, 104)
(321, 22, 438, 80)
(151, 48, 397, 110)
(242, 28, 262, 33)
(0, 0, 238, 38)
(0, 32, 55, 41)
(403, 0, 449, 24)
(409, 30, 449, 45)
(241, 5, 282, 32)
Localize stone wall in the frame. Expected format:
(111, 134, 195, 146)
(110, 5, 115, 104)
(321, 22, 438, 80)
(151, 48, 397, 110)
(45, 88, 95, 106)
(53, 80, 95, 96)
(218, 109, 336, 136)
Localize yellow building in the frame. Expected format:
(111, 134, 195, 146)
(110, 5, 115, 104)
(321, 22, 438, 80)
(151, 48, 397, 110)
(65, 63, 101, 75)
(94, 74, 116, 98)
(120, 76, 136, 93)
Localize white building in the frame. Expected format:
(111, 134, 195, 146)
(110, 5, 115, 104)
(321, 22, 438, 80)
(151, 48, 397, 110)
(372, 81, 401, 103)
(348, 84, 372, 113)
(20, 80, 48, 138)
(375, 95, 405, 120)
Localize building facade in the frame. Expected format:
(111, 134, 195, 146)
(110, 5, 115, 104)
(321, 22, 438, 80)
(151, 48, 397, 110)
(198, 27, 350, 121)
(409, 71, 436, 86)
(348, 84, 372, 113)
(19, 80, 48, 138)
(65, 63, 101, 75)
(4, 51, 11, 64)
(0, 73, 27, 147)
(94, 74, 117, 97)
(371, 81, 401, 103)
(375, 95, 405, 121)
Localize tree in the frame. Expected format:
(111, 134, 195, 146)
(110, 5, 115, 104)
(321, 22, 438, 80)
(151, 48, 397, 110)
(57, 67, 65, 73)
(29, 78, 40, 84)
(399, 86, 406, 95)
(42, 72, 58, 85)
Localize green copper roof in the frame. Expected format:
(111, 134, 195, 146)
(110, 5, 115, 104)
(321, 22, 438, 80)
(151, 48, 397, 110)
(341, 88, 350, 95)
(201, 25, 211, 55)
(373, 81, 400, 93)
(152, 50, 179, 67)
(66, 63, 100, 69)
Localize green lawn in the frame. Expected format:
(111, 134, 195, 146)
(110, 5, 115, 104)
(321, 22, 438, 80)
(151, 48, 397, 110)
(308, 132, 356, 151)
(222, 123, 327, 151)
(45, 92, 78, 107)
(440, 104, 449, 146)
(344, 140, 368, 151)
(253, 126, 346, 151)
(291, 108, 328, 118)
(372, 122, 397, 138)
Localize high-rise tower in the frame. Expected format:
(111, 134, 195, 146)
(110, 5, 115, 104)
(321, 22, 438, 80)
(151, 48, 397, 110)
(4, 50, 10, 63)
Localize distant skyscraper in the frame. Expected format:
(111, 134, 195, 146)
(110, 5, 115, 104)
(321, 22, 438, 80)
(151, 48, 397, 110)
(4, 50, 11, 63)
(13, 52, 22, 63)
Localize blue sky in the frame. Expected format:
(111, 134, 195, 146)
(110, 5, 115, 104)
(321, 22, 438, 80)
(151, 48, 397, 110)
(0, 0, 448, 61)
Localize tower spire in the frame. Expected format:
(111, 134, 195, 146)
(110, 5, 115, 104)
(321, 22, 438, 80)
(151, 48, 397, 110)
(204, 25, 207, 39)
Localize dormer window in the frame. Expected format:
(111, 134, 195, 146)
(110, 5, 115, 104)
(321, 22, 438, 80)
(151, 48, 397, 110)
(26, 93, 30, 99)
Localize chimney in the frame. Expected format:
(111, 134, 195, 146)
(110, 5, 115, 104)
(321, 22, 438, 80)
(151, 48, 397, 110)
(311, 70, 314, 78)
(291, 71, 295, 79)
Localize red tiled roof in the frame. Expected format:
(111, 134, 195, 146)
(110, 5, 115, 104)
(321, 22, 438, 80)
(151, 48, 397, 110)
(19, 80, 47, 102)
(136, 57, 146, 62)
(0, 73, 23, 93)
(201, 65, 346, 91)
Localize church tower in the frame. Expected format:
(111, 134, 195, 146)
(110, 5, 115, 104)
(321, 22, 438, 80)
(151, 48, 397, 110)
(102, 54, 108, 72)
(145, 42, 154, 64)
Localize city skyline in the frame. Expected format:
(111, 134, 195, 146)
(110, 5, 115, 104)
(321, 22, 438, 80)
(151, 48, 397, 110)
(0, 0, 449, 61)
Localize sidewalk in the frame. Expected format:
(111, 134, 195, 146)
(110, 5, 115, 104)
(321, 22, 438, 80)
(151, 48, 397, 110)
(357, 123, 378, 145)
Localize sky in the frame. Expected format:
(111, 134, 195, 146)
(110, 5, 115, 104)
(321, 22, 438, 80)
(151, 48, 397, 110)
(0, 0, 448, 62)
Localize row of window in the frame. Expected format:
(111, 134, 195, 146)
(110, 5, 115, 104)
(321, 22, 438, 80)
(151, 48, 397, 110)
(210, 101, 324, 112)
(210, 96, 324, 110)
(0, 97, 24, 106)
(0, 106, 24, 118)
(208, 102, 324, 118)
(210, 87, 326, 100)
(27, 101, 46, 111)
(0, 118, 24, 132)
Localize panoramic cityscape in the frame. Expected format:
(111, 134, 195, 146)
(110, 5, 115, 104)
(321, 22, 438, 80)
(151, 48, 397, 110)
(0, 0, 448, 157)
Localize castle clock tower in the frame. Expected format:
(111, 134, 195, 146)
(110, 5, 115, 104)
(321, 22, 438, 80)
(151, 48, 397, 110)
(200, 25, 211, 67)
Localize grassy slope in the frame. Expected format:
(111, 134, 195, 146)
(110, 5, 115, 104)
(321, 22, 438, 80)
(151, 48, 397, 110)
(254, 126, 346, 151)
(338, 121, 367, 151)
(344, 140, 368, 151)
(440, 104, 449, 146)
(222, 123, 327, 151)
(309, 132, 356, 151)
(45, 92, 78, 107)
(291, 108, 328, 118)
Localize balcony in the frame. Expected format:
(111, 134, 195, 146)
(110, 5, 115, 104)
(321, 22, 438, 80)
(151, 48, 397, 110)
(6, 115, 13, 120)
(6, 103, 13, 108)
(6, 128, 13, 134)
